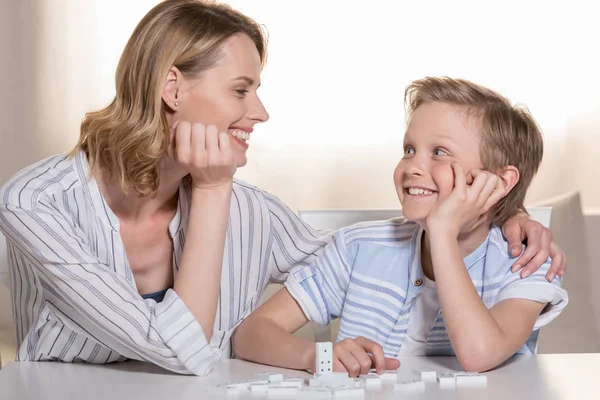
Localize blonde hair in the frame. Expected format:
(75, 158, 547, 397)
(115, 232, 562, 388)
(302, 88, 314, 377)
(404, 77, 544, 226)
(72, 0, 267, 196)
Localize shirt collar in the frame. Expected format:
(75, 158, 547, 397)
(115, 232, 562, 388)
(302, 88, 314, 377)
(75, 150, 190, 237)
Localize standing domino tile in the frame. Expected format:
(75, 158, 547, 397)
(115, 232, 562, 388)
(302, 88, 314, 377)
(315, 342, 333, 376)
(455, 372, 487, 387)
(438, 373, 456, 388)
(394, 379, 426, 392)
(420, 369, 438, 382)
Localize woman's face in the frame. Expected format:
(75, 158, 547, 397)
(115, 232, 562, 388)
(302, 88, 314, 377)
(166, 33, 269, 167)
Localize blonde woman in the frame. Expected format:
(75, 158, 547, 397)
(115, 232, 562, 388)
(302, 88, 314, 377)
(0, 0, 565, 376)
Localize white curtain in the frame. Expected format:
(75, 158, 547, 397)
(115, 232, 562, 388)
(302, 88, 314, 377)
(1, 0, 598, 212)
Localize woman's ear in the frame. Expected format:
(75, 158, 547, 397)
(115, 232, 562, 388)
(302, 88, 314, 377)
(497, 165, 520, 196)
(162, 66, 182, 111)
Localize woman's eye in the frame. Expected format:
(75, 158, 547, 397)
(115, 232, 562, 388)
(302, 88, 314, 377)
(434, 148, 448, 156)
(404, 146, 414, 155)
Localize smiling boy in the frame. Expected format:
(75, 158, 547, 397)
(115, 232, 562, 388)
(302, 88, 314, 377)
(232, 77, 568, 375)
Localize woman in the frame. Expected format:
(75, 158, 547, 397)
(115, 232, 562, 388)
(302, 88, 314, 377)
(0, 0, 565, 376)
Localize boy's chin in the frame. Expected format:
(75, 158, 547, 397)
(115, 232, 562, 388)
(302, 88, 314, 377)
(401, 210, 428, 228)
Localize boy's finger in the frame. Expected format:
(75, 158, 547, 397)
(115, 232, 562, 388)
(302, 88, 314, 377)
(452, 163, 466, 189)
(385, 358, 401, 371)
(337, 351, 362, 377)
(359, 338, 386, 374)
(481, 176, 505, 212)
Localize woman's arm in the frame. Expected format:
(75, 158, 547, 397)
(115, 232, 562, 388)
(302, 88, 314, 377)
(0, 204, 219, 375)
(171, 122, 236, 342)
(173, 184, 231, 342)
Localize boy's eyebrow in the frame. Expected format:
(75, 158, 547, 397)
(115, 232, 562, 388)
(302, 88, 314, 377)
(431, 133, 459, 144)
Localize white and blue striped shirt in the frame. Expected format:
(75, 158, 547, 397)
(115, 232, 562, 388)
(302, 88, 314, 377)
(0, 151, 331, 375)
(285, 218, 568, 357)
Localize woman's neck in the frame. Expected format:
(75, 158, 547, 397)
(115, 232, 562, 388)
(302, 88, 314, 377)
(420, 222, 491, 281)
(95, 160, 185, 222)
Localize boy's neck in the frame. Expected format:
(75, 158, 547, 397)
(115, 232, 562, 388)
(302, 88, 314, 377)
(420, 222, 491, 281)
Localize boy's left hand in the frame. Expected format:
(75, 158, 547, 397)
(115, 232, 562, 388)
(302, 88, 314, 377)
(502, 214, 567, 281)
(426, 163, 505, 237)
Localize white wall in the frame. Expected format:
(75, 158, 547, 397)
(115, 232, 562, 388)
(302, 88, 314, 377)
(1, 0, 598, 212)
(226, 0, 599, 211)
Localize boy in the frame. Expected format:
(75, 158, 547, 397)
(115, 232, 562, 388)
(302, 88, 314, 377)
(232, 77, 568, 375)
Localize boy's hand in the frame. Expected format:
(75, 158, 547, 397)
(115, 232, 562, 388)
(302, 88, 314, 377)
(330, 337, 400, 377)
(426, 163, 506, 237)
(171, 121, 237, 190)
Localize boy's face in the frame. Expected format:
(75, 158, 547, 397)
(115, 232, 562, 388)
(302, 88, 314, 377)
(394, 101, 484, 226)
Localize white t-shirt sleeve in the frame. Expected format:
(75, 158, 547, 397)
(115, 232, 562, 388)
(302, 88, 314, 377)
(495, 260, 568, 329)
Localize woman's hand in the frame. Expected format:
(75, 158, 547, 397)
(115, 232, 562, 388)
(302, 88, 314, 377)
(171, 121, 236, 190)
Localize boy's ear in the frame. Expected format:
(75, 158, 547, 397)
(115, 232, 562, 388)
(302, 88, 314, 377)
(497, 165, 520, 196)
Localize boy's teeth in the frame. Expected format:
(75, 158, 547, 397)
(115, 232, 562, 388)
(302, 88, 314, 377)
(229, 129, 250, 141)
(408, 187, 434, 195)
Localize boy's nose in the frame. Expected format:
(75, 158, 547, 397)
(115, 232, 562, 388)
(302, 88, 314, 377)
(406, 160, 426, 177)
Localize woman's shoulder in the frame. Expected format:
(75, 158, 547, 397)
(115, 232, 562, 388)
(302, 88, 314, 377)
(0, 153, 80, 209)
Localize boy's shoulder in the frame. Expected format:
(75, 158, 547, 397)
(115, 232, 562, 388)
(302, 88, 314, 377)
(340, 217, 419, 248)
(471, 225, 517, 277)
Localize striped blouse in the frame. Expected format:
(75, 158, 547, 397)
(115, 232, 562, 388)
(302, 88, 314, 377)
(285, 218, 568, 357)
(0, 151, 331, 375)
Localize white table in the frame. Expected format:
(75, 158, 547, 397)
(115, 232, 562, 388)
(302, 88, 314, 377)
(0, 354, 598, 399)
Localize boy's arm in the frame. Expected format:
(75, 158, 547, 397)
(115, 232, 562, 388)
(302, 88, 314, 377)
(232, 288, 316, 371)
(233, 287, 399, 375)
(233, 230, 400, 376)
(429, 232, 546, 372)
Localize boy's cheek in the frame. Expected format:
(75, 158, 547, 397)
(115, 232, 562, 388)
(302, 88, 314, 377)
(431, 164, 454, 193)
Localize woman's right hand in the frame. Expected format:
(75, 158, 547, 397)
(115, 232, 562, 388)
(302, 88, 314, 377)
(330, 337, 400, 377)
(172, 121, 237, 190)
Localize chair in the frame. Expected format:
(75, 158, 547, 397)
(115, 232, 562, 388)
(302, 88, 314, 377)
(533, 191, 600, 353)
(295, 207, 552, 343)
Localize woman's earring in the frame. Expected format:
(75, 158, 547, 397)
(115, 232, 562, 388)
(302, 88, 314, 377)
(174, 101, 179, 107)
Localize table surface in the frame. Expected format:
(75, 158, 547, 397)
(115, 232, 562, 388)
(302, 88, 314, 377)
(0, 354, 599, 399)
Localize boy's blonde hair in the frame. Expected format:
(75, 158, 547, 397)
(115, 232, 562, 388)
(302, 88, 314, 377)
(404, 77, 544, 226)
(72, 0, 267, 196)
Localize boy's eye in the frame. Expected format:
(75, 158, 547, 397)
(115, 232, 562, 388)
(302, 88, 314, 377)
(404, 146, 415, 155)
(433, 148, 448, 156)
